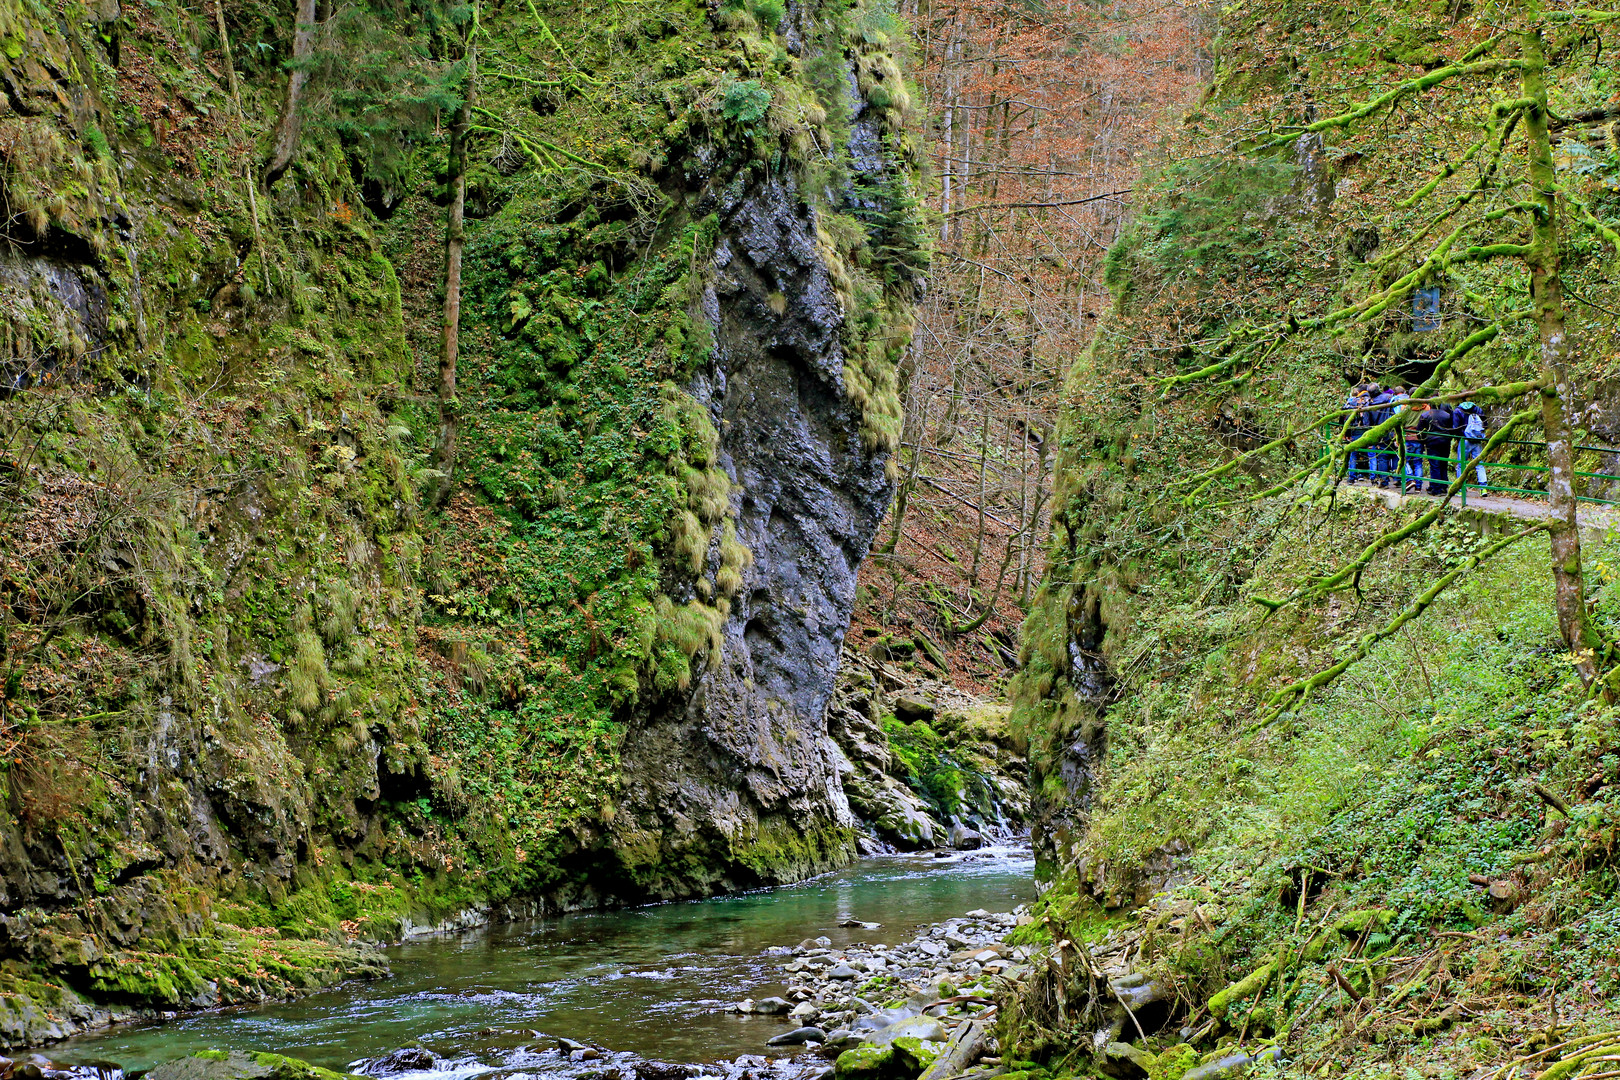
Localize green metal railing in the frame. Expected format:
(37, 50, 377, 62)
(1321, 429, 1620, 508)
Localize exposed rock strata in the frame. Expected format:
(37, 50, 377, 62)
(608, 172, 893, 895)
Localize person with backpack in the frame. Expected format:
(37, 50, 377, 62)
(1413, 401, 1454, 494)
(1453, 400, 1488, 489)
(1343, 383, 1371, 483)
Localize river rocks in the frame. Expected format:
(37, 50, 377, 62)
(768, 1027, 828, 1047)
(745, 904, 1029, 1076)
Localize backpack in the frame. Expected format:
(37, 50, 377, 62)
(1368, 392, 1393, 428)
(1463, 409, 1484, 439)
(1347, 391, 1370, 431)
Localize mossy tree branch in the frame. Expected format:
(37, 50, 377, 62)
(1263, 523, 1547, 718)
(1250, 58, 1524, 152)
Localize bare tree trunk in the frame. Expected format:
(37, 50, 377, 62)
(264, 0, 318, 186)
(939, 34, 954, 243)
(1015, 410, 1029, 600)
(1524, 26, 1598, 685)
(969, 400, 990, 583)
(881, 393, 929, 554)
(433, 19, 476, 498)
(1022, 431, 1049, 607)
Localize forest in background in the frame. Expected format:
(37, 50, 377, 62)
(852, 0, 1209, 692)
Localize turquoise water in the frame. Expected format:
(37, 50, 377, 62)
(50, 847, 1035, 1074)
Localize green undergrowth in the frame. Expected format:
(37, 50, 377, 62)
(1009, 0, 1620, 926)
(1007, 0, 1620, 1075)
(1012, 495, 1620, 1073)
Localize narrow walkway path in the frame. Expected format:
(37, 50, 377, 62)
(1346, 482, 1620, 532)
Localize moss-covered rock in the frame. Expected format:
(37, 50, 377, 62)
(147, 1051, 364, 1080)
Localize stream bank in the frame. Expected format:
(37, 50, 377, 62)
(47, 849, 1036, 1074)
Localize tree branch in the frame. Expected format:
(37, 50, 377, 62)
(942, 189, 1133, 217)
(1263, 523, 1546, 717)
(1252, 59, 1525, 151)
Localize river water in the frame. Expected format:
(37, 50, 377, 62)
(51, 846, 1035, 1075)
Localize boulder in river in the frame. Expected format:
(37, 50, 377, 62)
(1099, 1042, 1155, 1080)
(767, 1026, 827, 1046)
(752, 997, 793, 1015)
(635, 1062, 699, 1080)
(864, 1017, 947, 1048)
(149, 1052, 361, 1080)
(354, 1048, 439, 1075)
(833, 1037, 941, 1080)
(852, 1007, 916, 1034)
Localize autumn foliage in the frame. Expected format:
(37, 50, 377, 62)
(853, 0, 1210, 689)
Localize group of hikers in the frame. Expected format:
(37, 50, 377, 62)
(1341, 382, 1488, 493)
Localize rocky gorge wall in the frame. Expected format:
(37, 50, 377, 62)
(0, 0, 967, 1047)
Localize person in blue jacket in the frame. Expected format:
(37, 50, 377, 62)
(1343, 383, 1371, 483)
(1366, 384, 1396, 487)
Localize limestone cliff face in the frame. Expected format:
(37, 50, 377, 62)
(606, 132, 911, 895)
(611, 173, 888, 893)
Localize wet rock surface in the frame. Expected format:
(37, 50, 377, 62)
(607, 160, 896, 898)
(729, 904, 1039, 1080)
(828, 654, 1029, 853)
